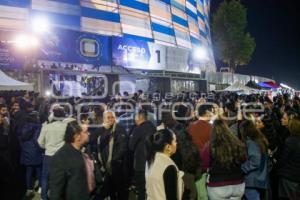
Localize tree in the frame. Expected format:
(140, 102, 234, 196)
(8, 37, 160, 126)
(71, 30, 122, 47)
(212, 0, 256, 72)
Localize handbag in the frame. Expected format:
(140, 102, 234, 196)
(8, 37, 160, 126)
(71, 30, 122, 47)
(195, 172, 208, 200)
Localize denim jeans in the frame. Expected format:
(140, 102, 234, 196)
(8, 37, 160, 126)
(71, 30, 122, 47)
(245, 188, 260, 200)
(207, 183, 245, 200)
(26, 165, 42, 190)
(41, 155, 51, 200)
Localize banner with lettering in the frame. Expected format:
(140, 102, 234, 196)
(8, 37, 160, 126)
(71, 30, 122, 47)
(112, 36, 167, 70)
(112, 36, 201, 73)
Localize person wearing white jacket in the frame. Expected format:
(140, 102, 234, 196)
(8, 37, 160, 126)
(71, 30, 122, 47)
(146, 129, 184, 200)
(37, 106, 68, 200)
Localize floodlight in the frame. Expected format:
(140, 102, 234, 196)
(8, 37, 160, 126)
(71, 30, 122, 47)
(15, 34, 30, 49)
(30, 36, 39, 47)
(45, 90, 52, 97)
(193, 46, 208, 61)
(32, 17, 50, 33)
(14, 34, 39, 49)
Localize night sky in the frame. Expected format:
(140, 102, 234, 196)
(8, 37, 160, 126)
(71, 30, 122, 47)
(210, 0, 300, 90)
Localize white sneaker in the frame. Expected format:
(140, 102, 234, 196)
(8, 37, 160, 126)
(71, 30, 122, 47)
(38, 187, 42, 194)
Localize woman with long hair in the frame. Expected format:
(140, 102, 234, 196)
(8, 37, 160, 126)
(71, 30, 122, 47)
(280, 110, 297, 140)
(145, 129, 184, 200)
(255, 116, 278, 151)
(274, 110, 298, 161)
(201, 119, 246, 199)
(240, 120, 269, 200)
(277, 117, 300, 200)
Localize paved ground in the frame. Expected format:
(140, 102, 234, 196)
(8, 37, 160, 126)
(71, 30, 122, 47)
(23, 192, 40, 200)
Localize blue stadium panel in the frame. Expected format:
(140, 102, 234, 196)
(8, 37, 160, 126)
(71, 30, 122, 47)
(0, 0, 212, 48)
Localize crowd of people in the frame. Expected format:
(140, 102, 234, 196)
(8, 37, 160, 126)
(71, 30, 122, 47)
(0, 90, 300, 200)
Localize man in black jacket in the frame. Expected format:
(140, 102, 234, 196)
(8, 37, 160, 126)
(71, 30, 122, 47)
(96, 110, 129, 200)
(0, 104, 14, 200)
(49, 121, 90, 200)
(129, 109, 156, 200)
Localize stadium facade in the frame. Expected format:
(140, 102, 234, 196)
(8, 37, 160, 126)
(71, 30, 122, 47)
(0, 0, 271, 95)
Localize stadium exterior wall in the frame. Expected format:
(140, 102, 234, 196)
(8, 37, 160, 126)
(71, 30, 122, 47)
(0, 0, 216, 73)
(0, 1, 274, 95)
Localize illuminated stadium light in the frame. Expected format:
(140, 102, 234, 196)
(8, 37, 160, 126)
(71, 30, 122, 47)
(193, 47, 208, 61)
(15, 34, 30, 49)
(14, 34, 39, 50)
(45, 90, 52, 96)
(31, 17, 50, 33)
(30, 36, 39, 47)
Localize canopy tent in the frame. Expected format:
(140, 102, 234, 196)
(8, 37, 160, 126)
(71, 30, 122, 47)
(223, 82, 259, 94)
(257, 81, 280, 89)
(280, 83, 295, 90)
(0, 70, 33, 91)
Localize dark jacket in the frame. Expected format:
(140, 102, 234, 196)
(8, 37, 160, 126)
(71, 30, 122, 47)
(261, 117, 279, 151)
(277, 136, 300, 183)
(19, 123, 42, 166)
(209, 159, 244, 186)
(129, 121, 156, 171)
(96, 123, 128, 181)
(49, 144, 90, 200)
(172, 129, 200, 174)
(274, 127, 290, 160)
(10, 110, 27, 137)
(0, 117, 10, 150)
(242, 139, 269, 189)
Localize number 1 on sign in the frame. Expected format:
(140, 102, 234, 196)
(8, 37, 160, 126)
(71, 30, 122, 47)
(155, 50, 160, 63)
